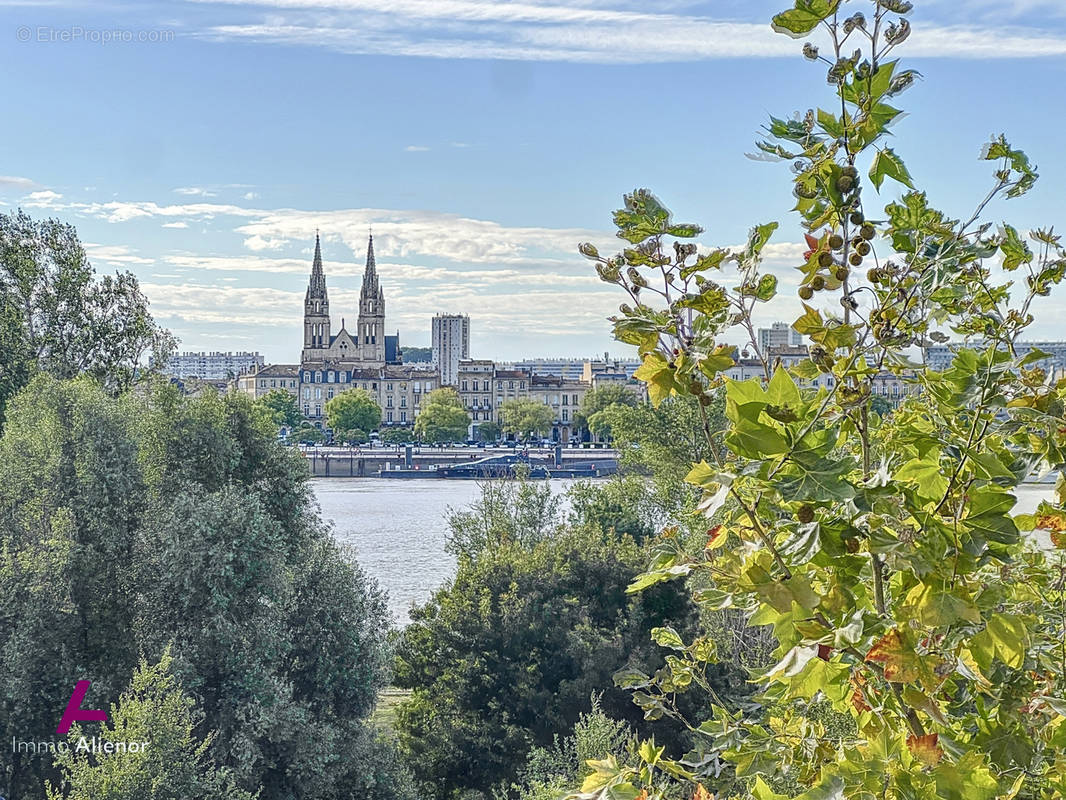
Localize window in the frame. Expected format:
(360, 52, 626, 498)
(303, 405, 310, 416)
(400, 411, 407, 423)
(461, 380, 468, 391)
(425, 381, 433, 391)
(387, 383, 393, 391)
(572, 394, 578, 405)
(386, 396, 393, 408)
(400, 396, 407, 408)
(562, 409, 569, 422)
(259, 380, 266, 388)
(520, 381, 526, 389)
(270, 379, 277, 388)
(472, 411, 479, 421)
(327, 372, 334, 383)
(315, 388, 322, 399)
(303, 388, 310, 399)
(340, 373, 347, 383)
(314, 405, 321, 417)
(509, 381, 514, 389)
(303, 371, 310, 382)
(327, 389, 334, 399)
(496, 381, 502, 390)
(314, 371, 322, 383)
(562, 395, 568, 405)
(386, 411, 393, 423)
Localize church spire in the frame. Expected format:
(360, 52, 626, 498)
(307, 229, 327, 297)
(360, 232, 380, 302)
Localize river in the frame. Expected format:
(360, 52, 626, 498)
(311, 479, 1055, 626)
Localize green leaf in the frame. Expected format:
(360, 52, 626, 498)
(999, 224, 1033, 270)
(626, 565, 691, 594)
(633, 352, 678, 407)
(771, 0, 841, 38)
(972, 613, 1029, 669)
(869, 147, 915, 190)
(651, 626, 686, 650)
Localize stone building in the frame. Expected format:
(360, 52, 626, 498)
(432, 313, 470, 387)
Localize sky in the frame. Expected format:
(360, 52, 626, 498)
(2, 0, 1066, 365)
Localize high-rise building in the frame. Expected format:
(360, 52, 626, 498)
(758, 321, 802, 353)
(153, 350, 264, 380)
(432, 313, 470, 387)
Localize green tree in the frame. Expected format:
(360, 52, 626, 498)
(381, 426, 414, 444)
(571, 3, 1066, 798)
(574, 384, 638, 440)
(414, 388, 471, 444)
(0, 210, 174, 429)
(477, 419, 502, 443)
(0, 378, 404, 800)
(256, 388, 302, 428)
(293, 422, 326, 444)
(47, 651, 253, 800)
(393, 481, 702, 800)
(325, 387, 381, 440)
(499, 398, 553, 441)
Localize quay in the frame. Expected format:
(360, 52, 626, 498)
(299, 444, 619, 478)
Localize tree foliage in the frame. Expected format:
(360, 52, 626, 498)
(499, 398, 554, 441)
(393, 480, 702, 800)
(0, 377, 405, 800)
(256, 388, 302, 428)
(0, 210, 174, 429)
(325, 387, 382, 440)
(414, 387, 471, 443)
(571, 2, 1066, 798)
(575, 384, 639, 439)
(46, 651, 252, 800)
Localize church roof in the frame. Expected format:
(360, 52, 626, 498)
(306, 232, 328, 299)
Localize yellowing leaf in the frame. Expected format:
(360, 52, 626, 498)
(906, 733, 943, 767)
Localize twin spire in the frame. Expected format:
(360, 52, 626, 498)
(305, 229, 381, 304)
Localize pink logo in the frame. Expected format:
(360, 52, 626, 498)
(57, 681, 108, 734)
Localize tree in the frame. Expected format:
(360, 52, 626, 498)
(572, 3, 1066, 798)
(325, 388, 381, 440)
(0, 210, 174, 429)
(0, 378, 405, 800)
(413, 388, 471, 444)
(293, 422, 325, 444)
(256, 388, 302, 428)
(499, 398, 553, 441)
(47, 651, 254, 800)
(400, 345, 432, 363)
(477, 419, 502, 443)
(381, 427, 414, 444)
(393, 482, 699, 800)
(574, 384, 638, 439)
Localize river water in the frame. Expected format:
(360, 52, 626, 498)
(311, 479, 1054, 627)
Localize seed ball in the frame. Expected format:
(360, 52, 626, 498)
(837, 175, 855, 193)
(698, 394, 712, 407)
(842, 165, 858, 179)
(867, 268, 880, 283)
(829, 234, 845, 251)
(799, 285, 814, 300)
(811, 275, 826, 291)
(849, 252, 863, 267)
(835, 267, 850, 281)
(818, 252, 834, 268)
(797, 504, 815, 524)
(688, 379, 702, 395)
(849, 211, 864, 225)
(856, 241, 871, 256)
(860, 224, 875, 240)
(844, 537, 860, 554)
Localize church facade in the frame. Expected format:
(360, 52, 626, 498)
(237, 233, 439, 428)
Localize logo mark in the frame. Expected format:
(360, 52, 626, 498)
(57, 681, 108, 734)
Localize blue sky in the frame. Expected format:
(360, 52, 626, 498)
(2, 0, 1066, 364)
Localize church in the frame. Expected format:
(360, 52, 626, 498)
(240, 233, 440, 428)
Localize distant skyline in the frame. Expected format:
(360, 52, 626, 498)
(2, 0, 1066, 363)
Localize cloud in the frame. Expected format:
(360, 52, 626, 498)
(23, 189, 63, 205)
(174, 186, 218, 197)
(84, 243, 154, 266)
(404, 145, 430, 152)
(0, 175, 35, 189)
(190, 0, 1066, 63)
(162, 221, 190, 228)
(243, 191, 259, 200)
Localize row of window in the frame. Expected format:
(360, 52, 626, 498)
(258, 378, 298, 389)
